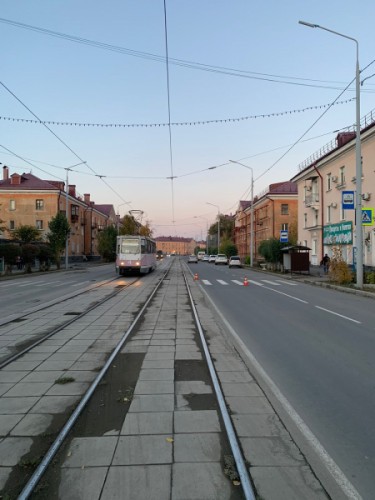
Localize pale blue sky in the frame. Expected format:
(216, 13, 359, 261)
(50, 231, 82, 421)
(1, 1, 374, 238)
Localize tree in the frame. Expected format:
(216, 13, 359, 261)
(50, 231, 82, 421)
(22, 244, 40, 273)
(220, 239, 238, 258)
(0, 244, 20, 274)
(139, 220, 153, 237)
(258, 238, 284, 265)
(47, 213, 70, 269)
(12, 225, 41, 243)
(119, 215, 139, 235)
(37, 244, 53, 271)
(97, 226, 117, 262)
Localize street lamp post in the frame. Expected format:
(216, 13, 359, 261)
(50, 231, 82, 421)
(194, 216, 209, 252)
(206, 203, 220, 252)
(229, 160, 254, 267)
(299, 20, 363, 287)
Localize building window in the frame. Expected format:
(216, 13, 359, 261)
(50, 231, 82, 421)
(9, 200, 16, 211)
(36, 220, 43, 230)
(327, 173, 331, 191)
(312, 239, 317, 256)
(314, 210, 319, 226)
(281, 204, 289, 215)
(36, 199, 44, 210)
(9, 220, 15, 230)
(281, 223, 288, 231)
(304, 213, 307, 228)
(339, 166, 345, 185)
(340, 206, 345, 221)
(327, 206, 331, 223)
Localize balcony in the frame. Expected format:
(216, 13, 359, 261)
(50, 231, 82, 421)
(305, 193, 319, 207)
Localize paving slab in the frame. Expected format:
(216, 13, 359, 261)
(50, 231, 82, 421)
(0, 468, 12, 490)
(138, 369, 174, 381)
(221, 382, 263, 397)
(112, 435, 173, 465)
(174, 433, 221, 462)
(134, 380, 174, 395)
(121, 412, 173, 435)
(62, 437, 118, 467)
(10, 413, 53, 436)
(0, 397, 39, 414)
(0, 414, 23, 436)
(226, 396, 274, 414)
(101, 465, 171, 500)
(232, 413, 290, 438)
(3, 382, 53, 397)
(175, 381, 212, 395)
(172, 462, 232, 500)
(58, 467, 108, 500)
(0, 371, 26, 384)
(174, 410, 220, 433)
(129, 394, 174, 413)
(141, 359, 175, 369)
(0, 436, 33, 466)
(241, 436, 305, 467)
(30, 395, 80, 414)
(250, 465, 329, 499)
(46, 382, 90, 396)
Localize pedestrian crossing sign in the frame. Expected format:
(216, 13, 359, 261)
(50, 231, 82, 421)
(362, 208, 374, 226)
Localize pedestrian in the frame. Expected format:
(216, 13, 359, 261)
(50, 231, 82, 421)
(16, 256, 22, 270)
(322, 254, 330, 274)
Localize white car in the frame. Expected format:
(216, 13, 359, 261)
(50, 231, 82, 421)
(188, 255, 198, 263)
(228, 256, 242, 268)
(208, 255, 217, 263)
(203, 255, 210, 262)
(215, 254, 228, 265)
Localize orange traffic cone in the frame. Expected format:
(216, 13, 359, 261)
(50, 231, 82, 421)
(194, 273, 199, 281)
(243, 277, 249, 286)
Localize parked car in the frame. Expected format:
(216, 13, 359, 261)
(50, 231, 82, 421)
(188, 254, 198, 263)
(215, 254, 228, 265)
(203, 254, 210, 262)
(208, 255, 217, 263)
(228, 256, 242, 268)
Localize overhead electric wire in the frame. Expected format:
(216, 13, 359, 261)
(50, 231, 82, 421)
(1, 17, 374, 92)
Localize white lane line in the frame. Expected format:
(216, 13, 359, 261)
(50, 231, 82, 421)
(217, 280, 228, 285)
(263, 286, 308, 303)
(202, 280, 212, 285)
(72, 281, 89, 287)
(315, 306, 361, 324)
(53, 281, 76, 287)
(261, 279, 281, 286)
(248, 280, 264, 287)
(232, 280, 245, 286)
(275, 280, 298, 286)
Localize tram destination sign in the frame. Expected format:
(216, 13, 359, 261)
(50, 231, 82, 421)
(323, 221, 353, 245)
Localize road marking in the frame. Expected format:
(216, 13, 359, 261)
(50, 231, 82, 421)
(275, 280, 298, 286)
(72, 281, 89, 287)
(315, 306, 361, 324)
(217, 279, 228, 285)
(248, 280, 264, 286)
(53, 281, 76, 287)
(261, 279, 281, 286)
(263, 287, 308, 303)
(201, 280, 212, 285)
(232, 280, 245, 286)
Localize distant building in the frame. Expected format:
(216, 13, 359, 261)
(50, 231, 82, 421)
(155, 236, 197, 255)
(0, 166, 115, 260)
(234, 182, 298, 262)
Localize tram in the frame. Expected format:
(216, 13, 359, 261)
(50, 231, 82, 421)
(116, 235, 157, 275)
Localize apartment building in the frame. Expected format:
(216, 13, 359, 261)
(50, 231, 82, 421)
(234, 182, 298, 262)
(155, 236, 197, 255)
(291, 110, 375, 268)
(0, 166, 115, 259)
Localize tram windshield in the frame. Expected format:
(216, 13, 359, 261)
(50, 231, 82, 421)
(120, 239, 141, 254)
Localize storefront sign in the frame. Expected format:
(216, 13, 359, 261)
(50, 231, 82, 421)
(323, 222, 353, 245)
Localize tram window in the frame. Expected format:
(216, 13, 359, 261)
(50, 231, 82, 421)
(141, 239, 146, 254)
(121, 239, 140, 254)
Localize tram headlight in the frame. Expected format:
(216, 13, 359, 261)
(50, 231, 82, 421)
(135, 261, 140, 266)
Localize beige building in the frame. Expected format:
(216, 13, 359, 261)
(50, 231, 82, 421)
(0, 166, 116, 260)
(291, 112, 375, 268)
(234, 182, 298, 262)
(155, 236, 197, 255)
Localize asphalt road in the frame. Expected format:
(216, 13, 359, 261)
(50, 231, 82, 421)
(189, 259, 375, 499)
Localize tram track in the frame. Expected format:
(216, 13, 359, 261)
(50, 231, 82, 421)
(3, 258, 257, 499)
(0, 276, 139, 370)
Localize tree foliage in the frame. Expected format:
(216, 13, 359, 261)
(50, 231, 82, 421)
(22, 244, 40, 273)
(12, 225, 41, 243)
(47, 213, 70, 269)
(258, 238, 284, 263)
(97, 226, 117, 262)
(220, 239, 238, 257)
(329, 246, 353, 284)
(119, 215, 139, 235)
(0, 244, 20, 274)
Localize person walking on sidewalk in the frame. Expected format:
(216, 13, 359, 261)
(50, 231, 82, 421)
(321, 254, 330, 274)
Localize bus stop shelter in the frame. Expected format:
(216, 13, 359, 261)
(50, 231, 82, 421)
(281, 245, 311, 274)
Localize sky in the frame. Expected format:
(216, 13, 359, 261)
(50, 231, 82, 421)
(1, 1, 374, 240)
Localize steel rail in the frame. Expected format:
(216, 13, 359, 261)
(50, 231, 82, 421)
(183, 270, 256, 500)
(18, 266, 171, 500)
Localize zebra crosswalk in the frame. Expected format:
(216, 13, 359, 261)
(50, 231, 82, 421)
(199, 278, 298, 287)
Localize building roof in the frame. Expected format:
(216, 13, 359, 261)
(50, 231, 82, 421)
(268, 181, 297, 194)
(93, 204, 114, 217)
(0, 173, 61, 191)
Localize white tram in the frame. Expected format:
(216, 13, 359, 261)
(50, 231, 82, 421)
(116, 235, 157, 275)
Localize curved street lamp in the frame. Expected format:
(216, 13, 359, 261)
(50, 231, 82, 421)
(299, 20, 363, 287)
(229, 160, 254, 267)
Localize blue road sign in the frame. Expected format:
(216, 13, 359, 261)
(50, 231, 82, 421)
(342, 191, 355, 210)
(280, 230, 288, 243)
